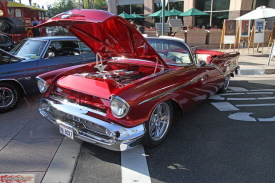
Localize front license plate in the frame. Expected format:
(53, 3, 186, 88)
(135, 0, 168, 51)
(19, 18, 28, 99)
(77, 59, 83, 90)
(59, 125, 74, 139)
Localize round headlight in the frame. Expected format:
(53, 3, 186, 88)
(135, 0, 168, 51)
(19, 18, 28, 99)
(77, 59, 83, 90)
(37, 77, 49, 93)
(110, 96, 130, 118)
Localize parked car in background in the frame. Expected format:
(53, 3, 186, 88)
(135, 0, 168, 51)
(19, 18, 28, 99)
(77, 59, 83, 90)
(0, 36, 95, 112)
(37, 9, 240, 151)
(0, 34, 15, 51)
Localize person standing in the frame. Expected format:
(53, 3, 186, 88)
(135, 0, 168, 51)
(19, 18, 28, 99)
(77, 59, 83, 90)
(31, 17, 40, 37)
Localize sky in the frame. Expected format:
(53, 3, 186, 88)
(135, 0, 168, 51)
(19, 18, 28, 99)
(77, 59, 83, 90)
(19, 0, 56, 9)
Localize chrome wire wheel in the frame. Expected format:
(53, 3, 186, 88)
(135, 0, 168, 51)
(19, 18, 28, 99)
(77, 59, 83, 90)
(149, 102, 171, 141)
(0, 87, 14, 108)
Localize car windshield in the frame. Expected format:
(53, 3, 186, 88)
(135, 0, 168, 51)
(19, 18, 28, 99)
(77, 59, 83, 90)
(10, 40, 47, 59)
(147, 38, 193, 65)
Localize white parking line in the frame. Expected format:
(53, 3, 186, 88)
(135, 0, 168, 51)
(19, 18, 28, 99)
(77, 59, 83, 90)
(121, 145, 151, 183)
(211, 102, 239, 111)
(250, 89, 275, 92)
(227, 97, 257, 100)
(246, 92, 274, 95)
(228, 87, 249, 92)
(236, 103, 275, 107)
(228, 112, 256, 121)
(258, 97, 275, 100)
(259, 116, 275, 121)
(220, 93, 245, 95)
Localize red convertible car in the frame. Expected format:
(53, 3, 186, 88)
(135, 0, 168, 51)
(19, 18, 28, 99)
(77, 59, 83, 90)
(36, 9, 240, 151)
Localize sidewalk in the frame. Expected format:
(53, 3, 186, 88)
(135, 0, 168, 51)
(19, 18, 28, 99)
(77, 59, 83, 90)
(215, 46, 275, 75)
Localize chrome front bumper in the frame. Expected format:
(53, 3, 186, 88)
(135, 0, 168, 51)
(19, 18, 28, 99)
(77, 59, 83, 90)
(38, 98, 145, 151)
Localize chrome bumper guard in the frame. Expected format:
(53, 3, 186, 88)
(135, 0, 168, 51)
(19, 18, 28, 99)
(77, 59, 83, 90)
(38, 98, 145, 151)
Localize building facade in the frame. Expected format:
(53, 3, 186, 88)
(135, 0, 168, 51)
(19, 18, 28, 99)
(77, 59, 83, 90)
(108, 0, 275, 29)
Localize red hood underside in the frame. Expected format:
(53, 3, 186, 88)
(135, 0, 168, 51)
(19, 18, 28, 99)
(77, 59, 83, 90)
(37, 9, 167, 67)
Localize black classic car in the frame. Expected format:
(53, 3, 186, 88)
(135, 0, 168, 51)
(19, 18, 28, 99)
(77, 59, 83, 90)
(0, 36, 95, 112)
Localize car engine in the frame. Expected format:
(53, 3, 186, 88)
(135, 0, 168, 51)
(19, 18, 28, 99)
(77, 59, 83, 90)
(74, 70, 143, 85)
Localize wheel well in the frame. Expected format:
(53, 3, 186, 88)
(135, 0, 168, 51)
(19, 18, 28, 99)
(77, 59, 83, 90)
(168, 99, 183, 117)
(0, 80, 26, 97)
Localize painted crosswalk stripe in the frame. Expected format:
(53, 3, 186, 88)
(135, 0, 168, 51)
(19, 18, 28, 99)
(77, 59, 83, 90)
(228, 87, 248, 92)
(250, 89, 275, 92)
(236, 103, 275, 107)
(121, 145, 151, 183)
(211, 102, 239, 111)
(227, 97, 256, 100)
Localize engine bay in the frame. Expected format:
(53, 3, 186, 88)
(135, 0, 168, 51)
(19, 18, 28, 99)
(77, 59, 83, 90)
(74, 70, 143, 85)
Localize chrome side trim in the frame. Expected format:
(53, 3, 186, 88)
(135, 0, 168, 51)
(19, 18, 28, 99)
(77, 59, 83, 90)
(208, 62, 237, 76)
(138, 76, 203, 105)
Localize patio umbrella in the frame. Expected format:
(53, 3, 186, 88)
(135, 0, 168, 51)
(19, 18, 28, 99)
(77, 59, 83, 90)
(148, 10, 172, 17)
(119, 12, 134, 19)
(130, 12, 144, 19)
(179, 8, 209, 16)
(236, 6, 275, 20)
(169, 8, 184, 16)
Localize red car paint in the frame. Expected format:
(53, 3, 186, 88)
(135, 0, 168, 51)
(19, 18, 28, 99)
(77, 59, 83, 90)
(37, 10, 240, 148)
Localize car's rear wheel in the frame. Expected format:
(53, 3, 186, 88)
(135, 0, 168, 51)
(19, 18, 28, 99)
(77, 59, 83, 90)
(218, 74, 230, 93)
(0, 83, 20, 113)
(142, 101, 173, 147)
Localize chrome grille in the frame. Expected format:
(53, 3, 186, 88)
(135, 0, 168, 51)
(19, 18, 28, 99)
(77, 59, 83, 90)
(45, 106, 113, 141)
(49, 94, 107, 116)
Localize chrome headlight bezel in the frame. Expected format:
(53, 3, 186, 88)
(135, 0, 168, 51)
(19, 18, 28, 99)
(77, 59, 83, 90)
(37, 77, 49, 93)
(110, 95, 130, 118)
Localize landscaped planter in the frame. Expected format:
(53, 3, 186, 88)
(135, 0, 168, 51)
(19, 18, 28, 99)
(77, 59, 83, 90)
(208, 31, 222, 48)
(144, 31, 158, 37)
(185, 31, 207, 46)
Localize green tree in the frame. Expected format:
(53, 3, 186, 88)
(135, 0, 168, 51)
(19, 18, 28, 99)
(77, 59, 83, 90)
(47, 0, 76, 17)
(81, 0, 106, 9)
(94, 0, 107, 9)
(82, 0, 90, 9)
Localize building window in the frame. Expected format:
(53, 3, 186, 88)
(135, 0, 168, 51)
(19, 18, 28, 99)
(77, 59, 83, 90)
(195, 0, 230, 28)
(213, 0, 230, 11)
(118, 4, 144, 15)
(252, 0, 269, 9)
(154, 1, 183, 23)
(196, 0, 211, 11)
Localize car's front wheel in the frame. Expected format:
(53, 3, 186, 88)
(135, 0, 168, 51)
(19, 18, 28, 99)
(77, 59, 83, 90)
(0, 83, 20, 113)
(142, 101, 173, 147)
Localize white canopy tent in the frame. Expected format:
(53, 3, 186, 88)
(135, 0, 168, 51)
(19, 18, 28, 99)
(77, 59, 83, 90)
(236, 6, 275, 20)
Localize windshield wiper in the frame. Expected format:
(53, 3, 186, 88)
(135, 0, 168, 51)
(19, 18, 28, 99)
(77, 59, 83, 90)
(0, 48, 23, 61)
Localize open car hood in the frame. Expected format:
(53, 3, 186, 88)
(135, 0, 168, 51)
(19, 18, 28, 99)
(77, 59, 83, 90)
(37, 9, 167, 67)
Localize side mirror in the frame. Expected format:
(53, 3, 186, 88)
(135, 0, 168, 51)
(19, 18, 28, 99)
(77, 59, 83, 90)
(48, 52, 55, 58)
